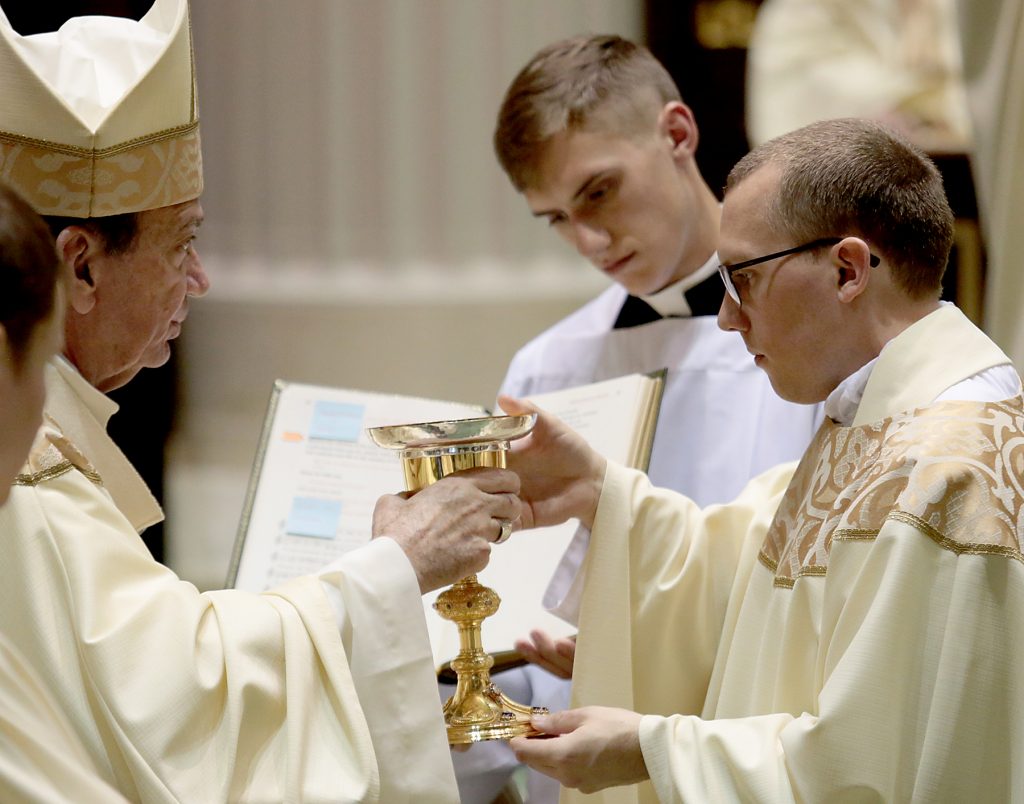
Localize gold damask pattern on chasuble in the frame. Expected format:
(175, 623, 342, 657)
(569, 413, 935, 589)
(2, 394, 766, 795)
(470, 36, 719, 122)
(759, 397, 1024, 588)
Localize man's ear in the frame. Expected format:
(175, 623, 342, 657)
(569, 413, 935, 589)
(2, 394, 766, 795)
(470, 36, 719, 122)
(55, 227, 99, 315)
(833, 237, 873, 303)
(659, 101, 699, 163)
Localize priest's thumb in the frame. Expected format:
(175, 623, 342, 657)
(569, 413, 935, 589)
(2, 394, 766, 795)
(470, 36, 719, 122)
(531, 709, 583, 736)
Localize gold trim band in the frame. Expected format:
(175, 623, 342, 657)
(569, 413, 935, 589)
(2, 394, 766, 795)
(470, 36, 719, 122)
(14, 461, 101, 487)
(0, 119, 199, 159)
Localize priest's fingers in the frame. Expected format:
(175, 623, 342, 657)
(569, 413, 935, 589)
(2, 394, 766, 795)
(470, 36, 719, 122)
(497, 396, 605, 531)
(510, 707, 647, 794)
(508, 716, 580, 786)
(447, 465, 522, 495)
(513, 630, 575, 679)
(495, 394, 539, 416)
(525, 709, 585, 736)
(497, 396, 564, 452)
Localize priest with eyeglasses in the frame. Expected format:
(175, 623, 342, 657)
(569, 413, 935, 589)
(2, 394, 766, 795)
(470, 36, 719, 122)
(503, 117, 1024, 803)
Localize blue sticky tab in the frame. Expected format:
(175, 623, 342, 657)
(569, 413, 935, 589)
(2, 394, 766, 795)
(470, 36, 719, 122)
(309, 401, 364, 442)
(285, 497, 342, 539)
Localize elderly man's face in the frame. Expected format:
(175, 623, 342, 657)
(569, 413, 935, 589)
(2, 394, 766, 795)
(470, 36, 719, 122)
(716, 166, 844, 404)
(80, 199, 208, 391)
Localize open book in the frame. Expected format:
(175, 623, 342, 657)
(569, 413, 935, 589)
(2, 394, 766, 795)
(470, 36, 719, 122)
(227, 370, 666, 671)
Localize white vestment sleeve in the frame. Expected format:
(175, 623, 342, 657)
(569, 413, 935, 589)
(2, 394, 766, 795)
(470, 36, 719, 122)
(541, 524, 590, 625)
(572, 461, 796, 717)
(634, 504, 1024, 802)
(317, 537, 457, 803)
(1, 464, 460, 802)
(0, 637, 129, 803)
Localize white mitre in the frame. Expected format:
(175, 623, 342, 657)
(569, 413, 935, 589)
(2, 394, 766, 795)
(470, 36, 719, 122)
(0, 0, 201, 217)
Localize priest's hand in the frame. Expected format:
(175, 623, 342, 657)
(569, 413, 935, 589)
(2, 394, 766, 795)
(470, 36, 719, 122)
(497, 396, 606, 530)
(514, 629, 575, 679)
(509, 707, 648, 793)
(373, 467, 522, 593)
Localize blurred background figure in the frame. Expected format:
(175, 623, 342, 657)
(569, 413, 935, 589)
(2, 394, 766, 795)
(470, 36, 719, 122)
(746, 0, 971, 152)
(745, 0, 986, 343)
(956, 0, 1024, 370)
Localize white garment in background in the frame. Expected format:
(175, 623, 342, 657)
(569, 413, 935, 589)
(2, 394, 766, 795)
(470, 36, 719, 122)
(747, 0, 971, 149)
(957, 0, 1024, 368)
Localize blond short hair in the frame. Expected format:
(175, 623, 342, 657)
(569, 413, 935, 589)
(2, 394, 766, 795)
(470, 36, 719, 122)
(494, 35, 681, 191)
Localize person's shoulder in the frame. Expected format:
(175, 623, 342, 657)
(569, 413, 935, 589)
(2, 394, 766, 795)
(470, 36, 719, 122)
(515, 285, 626, 355)
(835, 397, 1024, 558)
(13, 421, 101, 491)
(500, 285, 626, 391)
(548, 284, 627, 336)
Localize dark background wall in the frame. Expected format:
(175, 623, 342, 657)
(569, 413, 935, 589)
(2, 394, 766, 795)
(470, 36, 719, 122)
(646, 0, 762, 198)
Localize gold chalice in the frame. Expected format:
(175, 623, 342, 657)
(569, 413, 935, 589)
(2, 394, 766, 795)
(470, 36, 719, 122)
(367, 414, 547, 744)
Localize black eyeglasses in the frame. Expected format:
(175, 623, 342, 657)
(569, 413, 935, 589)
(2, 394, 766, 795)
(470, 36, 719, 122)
(718, 237, 881, 306)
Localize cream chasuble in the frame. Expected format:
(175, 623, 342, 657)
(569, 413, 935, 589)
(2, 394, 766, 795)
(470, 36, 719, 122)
(0, 635, 128, 803)
(567, 306, 1023, 803)
(0, 358, 458, 803)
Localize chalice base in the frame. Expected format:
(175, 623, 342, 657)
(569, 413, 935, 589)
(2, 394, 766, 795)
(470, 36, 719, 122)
(435, 575, 548, 744)
(444, 682, 548, 744)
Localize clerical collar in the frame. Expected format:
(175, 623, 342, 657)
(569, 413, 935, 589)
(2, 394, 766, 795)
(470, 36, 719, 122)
(824, 303, 1018, 427)
(53, 354, 119, 427)
(643, 252, 721, 318)
(613, 252, 722, 329)
(824, 356, 878, 426)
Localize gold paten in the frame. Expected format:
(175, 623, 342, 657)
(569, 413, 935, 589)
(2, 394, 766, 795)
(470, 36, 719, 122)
(368, 414, 547, 744)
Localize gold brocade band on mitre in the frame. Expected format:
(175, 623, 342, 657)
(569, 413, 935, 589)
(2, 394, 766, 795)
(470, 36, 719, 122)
(0, 123, 202, 218)
(0, 0, 202, 218)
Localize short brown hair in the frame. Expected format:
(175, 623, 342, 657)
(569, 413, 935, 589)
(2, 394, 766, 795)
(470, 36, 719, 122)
(494, 34, 681, 191)
(726, 118, 954, 299)
(0, 182, 60, 367)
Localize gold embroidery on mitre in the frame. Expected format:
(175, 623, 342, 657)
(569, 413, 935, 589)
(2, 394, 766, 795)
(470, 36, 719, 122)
(0, 123, 202, 217)
(760, 398, 1024, 587)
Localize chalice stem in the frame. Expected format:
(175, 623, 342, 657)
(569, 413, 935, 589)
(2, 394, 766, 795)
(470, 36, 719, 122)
(436, 574, 546, 743)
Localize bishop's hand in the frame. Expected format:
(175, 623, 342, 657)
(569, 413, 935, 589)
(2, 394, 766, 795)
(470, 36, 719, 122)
(372, 467, 522, 593)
